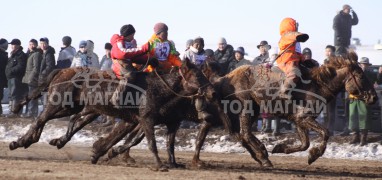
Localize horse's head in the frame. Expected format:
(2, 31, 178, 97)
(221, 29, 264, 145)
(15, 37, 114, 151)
(179, 58, 217, 100)
(342, 52, 378, 104)
(201, 61, 221, 83)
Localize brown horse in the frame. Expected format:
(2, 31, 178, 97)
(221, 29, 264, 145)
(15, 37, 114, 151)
(106, 52, 377, 167)
(9, 60, 229, 171)
(210, 51, 377, 164)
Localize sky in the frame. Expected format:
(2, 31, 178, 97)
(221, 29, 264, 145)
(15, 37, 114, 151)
(2, 0, 382, 63)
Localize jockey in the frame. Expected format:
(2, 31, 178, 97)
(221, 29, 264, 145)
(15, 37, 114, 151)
(144, 22, 182, 73)
(277, 17, 309, 99)
(110, 24, 156, 107)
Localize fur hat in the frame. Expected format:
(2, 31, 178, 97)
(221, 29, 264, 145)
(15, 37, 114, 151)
(193, 37, 204, 47)
(0, 38, 8, 50)
(62, 36, 72, 46)
(120, 24, 136, 37)
(153, 22, 168, 35)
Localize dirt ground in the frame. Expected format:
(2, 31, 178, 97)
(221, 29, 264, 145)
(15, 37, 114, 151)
(0, 142, 381, 180)
(1, 117, 382, 179)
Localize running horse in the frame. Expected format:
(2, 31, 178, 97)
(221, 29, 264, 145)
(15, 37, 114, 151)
(9, 59, 230, 171)
(103, 52, 377, 167)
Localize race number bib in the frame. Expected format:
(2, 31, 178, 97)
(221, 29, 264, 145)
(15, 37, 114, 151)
(155, 42, 170, 61)
(195, 54, 206, 65)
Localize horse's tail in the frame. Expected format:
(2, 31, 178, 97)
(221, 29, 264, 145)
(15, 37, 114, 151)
(12, 69, 62, 114)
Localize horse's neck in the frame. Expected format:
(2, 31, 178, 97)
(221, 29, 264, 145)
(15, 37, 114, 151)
(313, 67, 348, 100)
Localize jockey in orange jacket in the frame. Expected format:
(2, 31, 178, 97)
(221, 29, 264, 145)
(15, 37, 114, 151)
(277, 17, 309, 99)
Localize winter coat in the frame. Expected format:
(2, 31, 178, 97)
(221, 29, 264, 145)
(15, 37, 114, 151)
(227, 58, 251, 73)
(56, 46, 76, 69)
(214, 44, 234, 76)
(39, 46, 56, 85)
(253, 53, 270, 65)
(71, 51, 99, 68)
(183, 46, 206, 67)
(5, 47, 27, 79)
(110, 34, 149, 60)
(22, 48, 42, 86)
(144, 34, 182, 73)
(0, 50, 8, 88)
(333, 11, 359, 47)
(277, 18, 307, 72)
(99, 55, 113, 71)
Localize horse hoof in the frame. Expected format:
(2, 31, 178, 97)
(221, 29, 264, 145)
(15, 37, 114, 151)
(49, 139, 59, 146)
(9, 141, 18, 150)
(191, 160, 205, 169)
(123, 157, 136, 164)
(271, 144, 285, 154)
(149, 165, 169, 172)
(107, 149, 118, 159)
(90, 156, 99, 164)
(168, 163, 185, 169)
(308, 147, 321, 165)
(262, 160, 273, 168)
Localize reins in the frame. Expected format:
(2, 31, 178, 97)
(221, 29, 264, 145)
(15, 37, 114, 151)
(154, 69, 210, 99)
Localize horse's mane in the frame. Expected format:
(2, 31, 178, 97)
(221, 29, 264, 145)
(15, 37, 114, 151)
(310, 51, 358, 84)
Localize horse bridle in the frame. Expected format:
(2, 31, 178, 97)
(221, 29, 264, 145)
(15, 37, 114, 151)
(154, 69, 211, 99)
(346, 70, 368, 100)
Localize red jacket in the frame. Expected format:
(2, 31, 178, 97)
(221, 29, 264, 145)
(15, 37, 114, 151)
(110, 34, 149, 61)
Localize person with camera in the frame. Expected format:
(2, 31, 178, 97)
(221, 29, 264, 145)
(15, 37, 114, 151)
(333, 4, 359, 55)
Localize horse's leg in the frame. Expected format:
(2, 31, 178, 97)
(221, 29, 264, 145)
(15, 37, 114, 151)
(50, 113, 99, 149)
(272, 123, 310, 154)
(239, 113, 273, 167)
(9, 104, 66, 150)
(121, 127, 145, 164)
(165, 122, 181, 168)
(139, 116, 166, 171)
(91, 120, 137, 164)
(303, 117, 329, 165)
(107, 123, 144, 162)
(191, 121, 211, 168)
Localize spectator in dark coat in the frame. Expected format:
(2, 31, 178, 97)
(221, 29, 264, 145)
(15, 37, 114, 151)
(39, 37, 56, 86)
(99, 43, 113, 71)
(333, 4, 359, 55)
(214, 37, 234, 76)
(253, 40, 271, 65)
(227, 47, 251, 73)
(5, 39, 27, 117)
(0, 39, 8, 116)
(22, 39, 42, 118)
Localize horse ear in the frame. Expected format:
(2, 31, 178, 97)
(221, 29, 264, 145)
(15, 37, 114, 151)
(181, 58, 191, 72)
(348, 50, 358, 63)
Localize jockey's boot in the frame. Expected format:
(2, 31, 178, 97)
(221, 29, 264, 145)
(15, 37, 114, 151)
(360, 129, 368, 146)
(349, 130, 360, 144)
(110, 72, 136, 108)
(279, 76, 298, 99)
